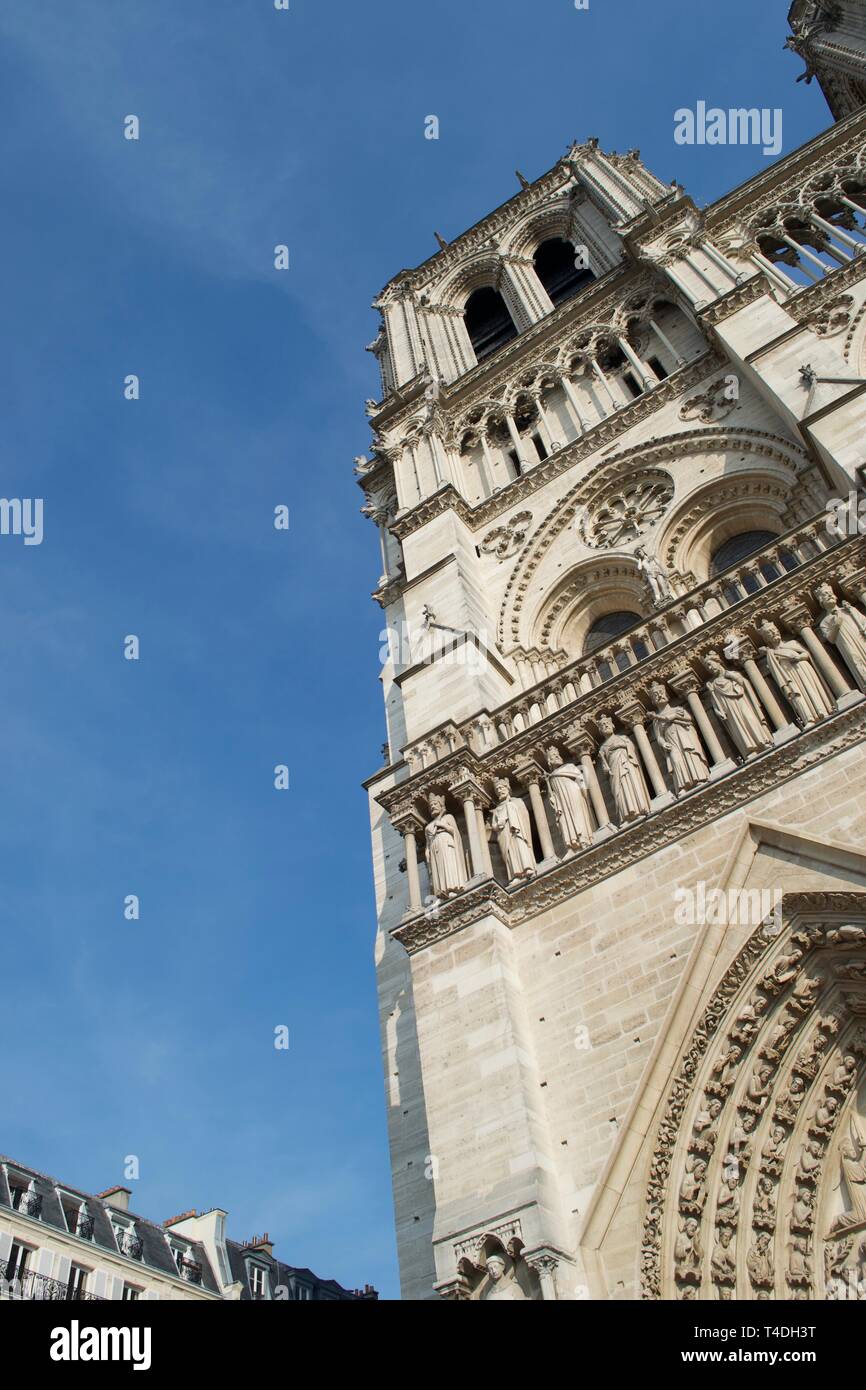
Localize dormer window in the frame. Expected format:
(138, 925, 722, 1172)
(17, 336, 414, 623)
(249, 1263, 269, 1300)
(8, 1176, 42, 1219)
(112, 1219, 143, 1260)
(533, 237, 594, 307)
(464, 287, 518, 362)
(58, 1191, 93, 1240)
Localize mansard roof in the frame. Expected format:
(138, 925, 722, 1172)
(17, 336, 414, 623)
(0, 1151, 220, 1292)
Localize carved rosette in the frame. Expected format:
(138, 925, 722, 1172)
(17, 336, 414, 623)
(643, 894, 866, 1300)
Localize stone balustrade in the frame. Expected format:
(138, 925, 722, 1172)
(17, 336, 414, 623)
(382, 524, 866, 922)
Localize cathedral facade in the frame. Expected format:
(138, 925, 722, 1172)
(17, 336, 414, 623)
(361, 12, 866, 1300)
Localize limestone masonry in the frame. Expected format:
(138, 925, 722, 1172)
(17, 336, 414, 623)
(360, 1, 866, 1300)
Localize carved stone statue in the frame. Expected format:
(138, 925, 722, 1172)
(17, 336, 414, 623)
(647, 681, 709, 793)
(838, 1117, 866, 1224)
(597, 715, 650, 823)
(757, 619, 834, 726)
(479, 1252, 529, 1301)
(675, 1217, 702, 1283)
(703, 653, 773, 758)
(424, 794, 468, 899)
(747, 1231, 774, 1290)
(489, 778, 536, 884)
(544, 746, 593, 853)
(679, 1158, 708, 1215)
(816, 583, 866, 690)
(635, 544, 674, 607)
(711, 1227, 736, 1293)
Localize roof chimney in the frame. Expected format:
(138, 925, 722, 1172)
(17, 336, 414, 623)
(97, 1186, 132, 1212)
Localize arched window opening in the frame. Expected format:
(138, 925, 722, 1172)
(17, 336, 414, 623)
(710, 531, 778, 577)
(533, 238, 594, 307)
(583, 610, 643, 657)
(464, 287, 518, 362)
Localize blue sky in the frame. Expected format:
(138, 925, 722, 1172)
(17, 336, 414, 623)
(0, 1, 832, 1299)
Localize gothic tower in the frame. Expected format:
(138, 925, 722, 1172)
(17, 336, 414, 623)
(360, 110, 866, 1299)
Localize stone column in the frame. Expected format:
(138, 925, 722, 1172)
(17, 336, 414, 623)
(779, 600, 853, 701)
(393, 810, 425, 915)
(617, 334, 653, 389)
(563, 726, 614, 833)
(505, 413, 525, 465)
(451, 774, 492, 881)
(514, 760, 557, 863)
(525, 1250, 560, 1301)
(616, 699, 670, 802)
(728, 634, 796, 739)
(648, 317, 686, 368)
(559, 374, 588, 433)
(591, 356, 620, 411)
(532, 393, 556, 453)
(668, 669, 730, 771)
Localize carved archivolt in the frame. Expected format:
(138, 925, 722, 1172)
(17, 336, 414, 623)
(643, 893, 866, 1300)
(497, 428, 811, 652)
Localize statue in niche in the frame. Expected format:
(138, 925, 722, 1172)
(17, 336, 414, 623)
(791, 1186, 814, 1232)
(711, 1227, 737, 1295)
(810, 1096, 840, 1138)
(747, 1231, 774, 1290)
(787, 1234, 812, 1289)
(679, 1158, 708, 1216)
(797, 1137, 824, 1186)
(763, 1124, 790, 1175)
(828, 1054, 858, 1098)
(488, 777, 536, 885)
(674, 1217, 703, 1284)
(815, 583, 866, 690)
(702, 652, 773, 758)
(744, 1062, 773, 1113)
(826, 925, 866, 948)
(757, 619, 835, 726)
(728, 1109, 758, 1165)
(597, 715, 650, 823)
(791, 972, 825, 1014)
(544, 745, 593, 853)
(716, 1172, 741, 1226)
(424, 793, 468, 899)
(734, 993, 769, 1042)
(691, 1097, 722, 1155)
(647, 681, 709, 794)
(754, 1175, 777, 1229)
(836, 1117, 866, 1226)
(480, 1253, 525, 1301)
(635, 544, 675, 607)
(775, 1074, 808, 1125)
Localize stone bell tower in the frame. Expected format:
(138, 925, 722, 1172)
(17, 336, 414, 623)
(361, 114, 866, 1300)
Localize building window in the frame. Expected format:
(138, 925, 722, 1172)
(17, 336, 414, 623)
(533, 237, 595, 307)
(647, 355, 668, 380)
(122, 1284, 141, 1301)
(68, 1264, 90, 1301)
(583, 611, 642, 656)
(709, 530, 778, 577)
(6, 1241, 33, 1287)
(250, 1264, 269, 1300)
(463, 287, 518, 362)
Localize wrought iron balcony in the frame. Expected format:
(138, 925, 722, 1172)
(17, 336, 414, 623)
(0, 1260, 106, 1301)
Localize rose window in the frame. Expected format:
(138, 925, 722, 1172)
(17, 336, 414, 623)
(580, 472, 674, 548)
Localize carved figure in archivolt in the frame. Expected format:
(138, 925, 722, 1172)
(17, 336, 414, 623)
(544, 746, 593, 853)
(647, 681, 708, 793)
(488, 778, 536, 884)
(757, 620, 834, 726)
(702, 652, 772, 758)
(816, 584, 866, 691)
(836, 1117, 866, 1226)
(424, 794, 468, 899)
(597, 714, 650, 823)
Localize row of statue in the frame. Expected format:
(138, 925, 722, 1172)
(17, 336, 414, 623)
(417, 584, 866, 899)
